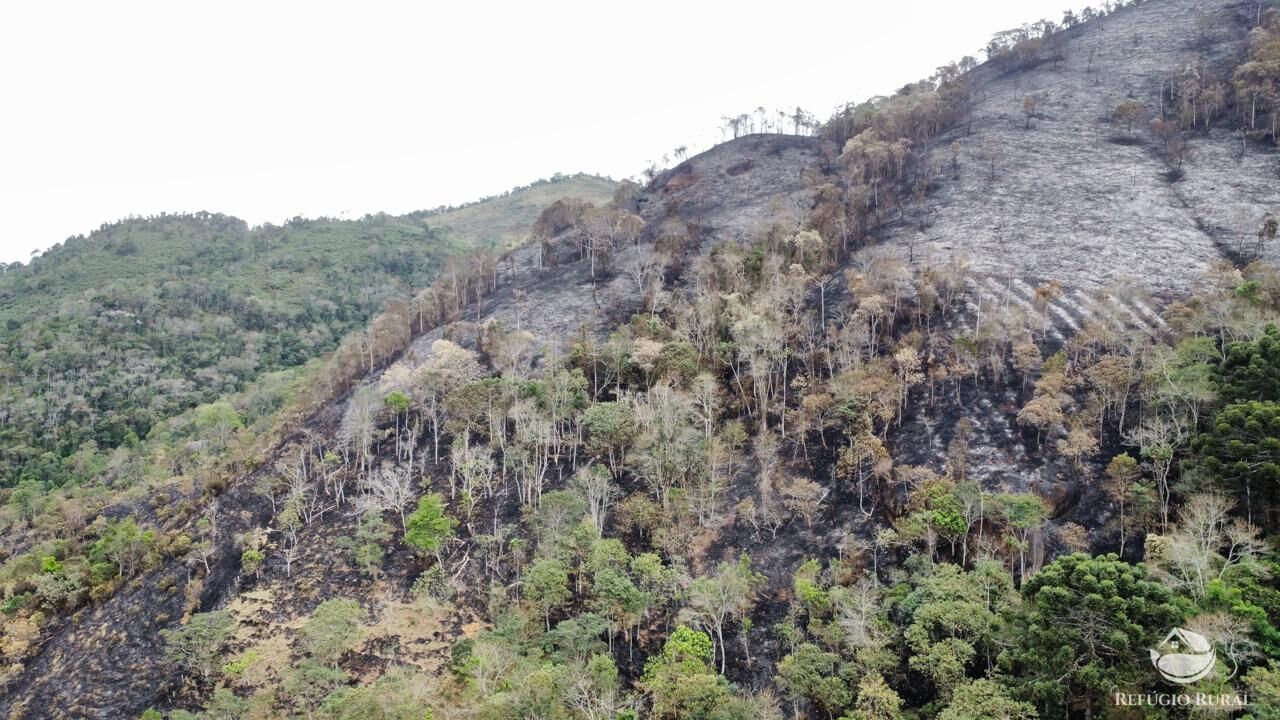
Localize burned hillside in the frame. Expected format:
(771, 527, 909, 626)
(4, 1, 1280, 719)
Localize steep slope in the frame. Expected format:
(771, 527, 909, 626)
(879, 0, 1276, 325)
(0, 176, 614, 715)
(401, 134, 832, 356)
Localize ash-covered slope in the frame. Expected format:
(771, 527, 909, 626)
(885, 0, 1275, 315)
(636, 134, 832, 250)
(401, 134, 832, 360)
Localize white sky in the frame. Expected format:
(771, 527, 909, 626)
(0, 0, 1087, 264)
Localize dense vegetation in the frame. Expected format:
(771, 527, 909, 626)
(3, 1, 1280, 719)
(0, 212, 444, 488)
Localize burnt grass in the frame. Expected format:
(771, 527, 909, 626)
(0, 350, 394, 717)
(873, 0, 1279, 295)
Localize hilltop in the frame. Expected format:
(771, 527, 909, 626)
(415, 173, 620, 252)
(0, 173, 617, 324)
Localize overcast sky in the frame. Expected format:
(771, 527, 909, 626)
(0, 0, 1088, 264)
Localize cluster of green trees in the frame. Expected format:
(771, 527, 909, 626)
(0, 175, 617, 497)
(0, 211, 457, 492)
(152, 597, 441, 720)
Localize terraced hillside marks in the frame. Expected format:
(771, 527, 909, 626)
(953, 274, 1167, 343)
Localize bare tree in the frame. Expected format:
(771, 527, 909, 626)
(361, 463, 414, 530)
(781, 476, 824, 527)
(337, 386, 381, 477)
(274, 502, 303, 578)
(574, 465, 617, 534)
(1124, 412, 1191, 531)
(1114, 99, 1146, 137)
(412, 339, 485, 463)
(680, 557, 762, 673)
(976, 135, 1004, 181)
(563, 657, 626, 720)
(1151, 494, 1268, 600)
(622, 248, 667, 318)
(193, 499, 220, 575)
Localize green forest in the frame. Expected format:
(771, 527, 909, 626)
(0, 174, 615, 491)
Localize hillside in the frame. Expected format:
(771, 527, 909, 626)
(3, 2, 1280, 720)
(417, 174, 620, 252)
(876, 0, 1278, 319)
(0, 174, 616, 493)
